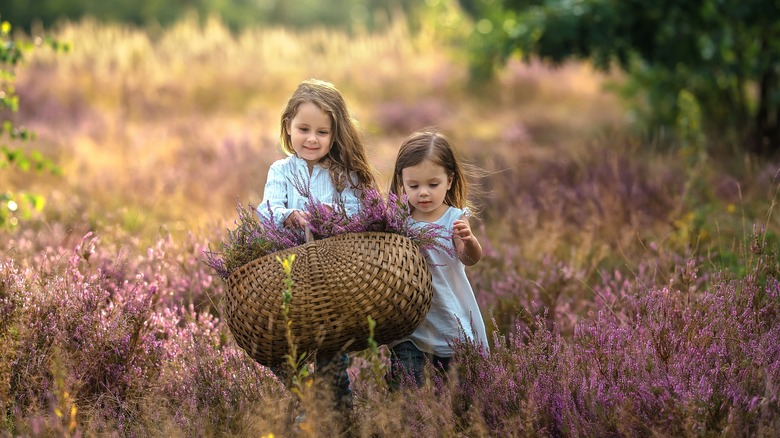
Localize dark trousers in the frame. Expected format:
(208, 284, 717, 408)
(317, 353, 353, 411)
(387, 341, 452, 389)
(272, 353, 353, 411)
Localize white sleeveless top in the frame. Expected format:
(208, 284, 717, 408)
(395, 206, 489, 356)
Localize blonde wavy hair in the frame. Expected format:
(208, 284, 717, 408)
(279, 78, 376, 192)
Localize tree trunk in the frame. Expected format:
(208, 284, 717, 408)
(753, 51, 780, 156)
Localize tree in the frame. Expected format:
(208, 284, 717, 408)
(1, 17, 65, 229)
(457, 0, 780, 156)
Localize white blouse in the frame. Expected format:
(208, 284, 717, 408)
(257, 155, 361, 227)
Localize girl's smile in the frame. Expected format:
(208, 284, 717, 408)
(286, 102, 333, 170)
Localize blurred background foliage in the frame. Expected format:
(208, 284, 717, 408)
(3, 0, 779, 158)
(3, 0, 777, 159)
(2, 0, 419, 33)
(457, 0, 780, 157)
(0, 19, 65, 229)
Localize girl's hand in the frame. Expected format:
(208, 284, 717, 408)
(285, 210, 311, 228)
(452, 219, 475, 243)
(453, 216, 482, 266)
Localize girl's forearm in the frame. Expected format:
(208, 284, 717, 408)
(460, 238, 482, 266)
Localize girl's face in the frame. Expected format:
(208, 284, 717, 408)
(401, 158, 452, 222)
(286, 102, 333, 168)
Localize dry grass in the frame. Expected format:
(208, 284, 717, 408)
(10, 10, 627, 248)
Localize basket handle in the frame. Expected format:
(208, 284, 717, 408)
(305, 225, 314, 243)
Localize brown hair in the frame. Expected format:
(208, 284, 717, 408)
(279, 78, 376, 191)
(390, 129, 476, 212)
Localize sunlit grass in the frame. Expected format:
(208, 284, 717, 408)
(12, 11, 629, 246)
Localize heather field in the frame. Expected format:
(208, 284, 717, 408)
(2, 12, 780, 438)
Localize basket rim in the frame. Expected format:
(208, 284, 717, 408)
(226, 231, 422, 283)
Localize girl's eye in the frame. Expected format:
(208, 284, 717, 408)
(408, 185, 418, 189)
(318, 131, 329, 135)
(430, 183, 439, 187)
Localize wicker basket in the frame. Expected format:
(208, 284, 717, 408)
(224, 231, 433, 368)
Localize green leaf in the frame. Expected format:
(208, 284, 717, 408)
(0, 16, 64, 229)
(16, 156, 30, 171)
(25, 193, 45, 211)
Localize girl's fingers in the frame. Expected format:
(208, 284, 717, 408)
(287, 211, 310, 228)
(453, 228, 472, 241)
(453, 221, 472, 235)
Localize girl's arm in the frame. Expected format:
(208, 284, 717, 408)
(453, 216, 482, 266)
(257, 163, 295, 228)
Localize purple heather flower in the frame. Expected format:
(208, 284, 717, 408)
(204, 177, 452, 279)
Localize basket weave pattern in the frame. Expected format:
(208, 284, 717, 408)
(224, 232, 433, 368)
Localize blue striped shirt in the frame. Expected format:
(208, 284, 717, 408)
(257, 155, 361, 227)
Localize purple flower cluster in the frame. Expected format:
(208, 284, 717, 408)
(0, 229, 276, 436)
(2, 213, 779, 436)
(445, 231, 780, 436)
(205, 183, 452, 280)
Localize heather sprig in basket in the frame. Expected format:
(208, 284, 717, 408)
(205, 184, 450, 368)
